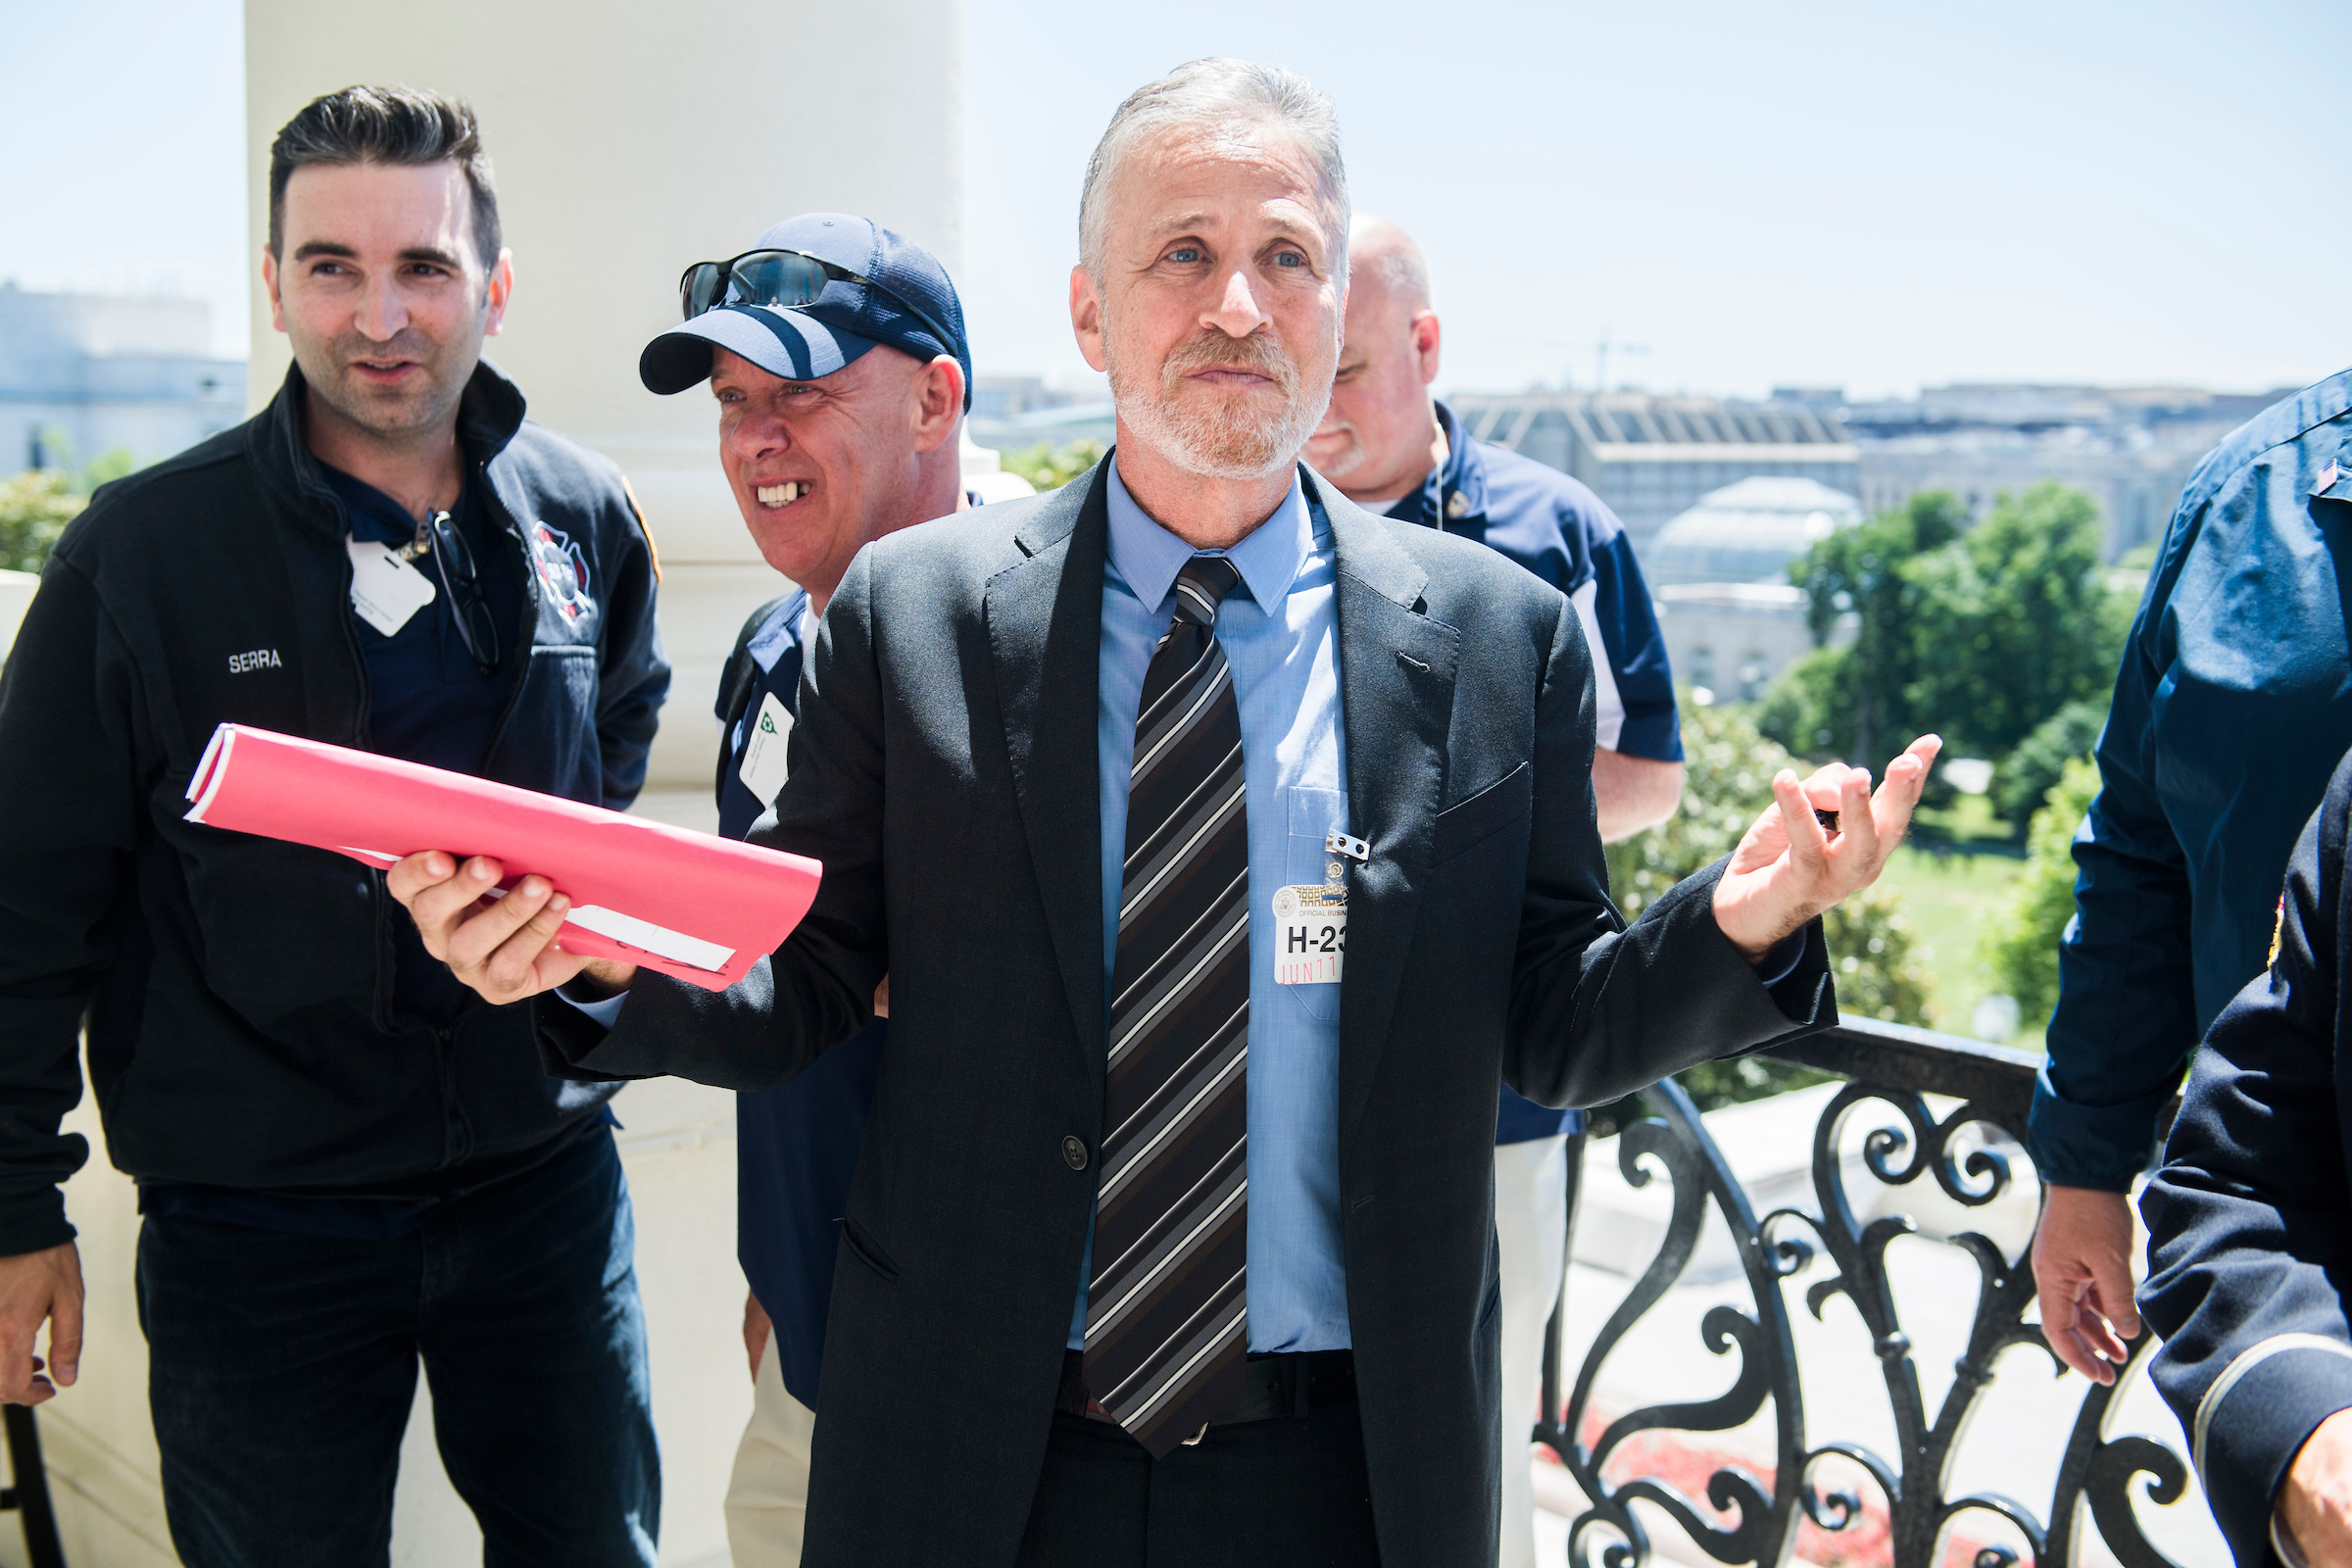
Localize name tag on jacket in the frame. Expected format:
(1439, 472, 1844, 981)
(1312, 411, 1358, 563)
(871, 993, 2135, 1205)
(738, 691, 795, 806)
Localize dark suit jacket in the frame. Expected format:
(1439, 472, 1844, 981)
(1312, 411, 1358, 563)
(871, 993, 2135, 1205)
(541, 462, 1833, 1565)
(2141, 746, 2352, 1568)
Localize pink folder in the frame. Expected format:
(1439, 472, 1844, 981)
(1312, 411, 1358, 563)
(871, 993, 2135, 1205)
(183, 724, 820, 991)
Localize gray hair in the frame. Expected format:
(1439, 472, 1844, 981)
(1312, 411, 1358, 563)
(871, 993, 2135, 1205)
(1078, 59, 1349, 283)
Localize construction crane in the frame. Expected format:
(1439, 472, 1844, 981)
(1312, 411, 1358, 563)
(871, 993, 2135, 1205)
(1564, 330, 1649, 393)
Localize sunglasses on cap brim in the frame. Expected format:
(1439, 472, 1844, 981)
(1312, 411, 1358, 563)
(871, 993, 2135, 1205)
(677, 248, 960, 368)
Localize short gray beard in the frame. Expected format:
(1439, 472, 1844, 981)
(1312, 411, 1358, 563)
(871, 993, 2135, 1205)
(1105, 324, 1329, 482)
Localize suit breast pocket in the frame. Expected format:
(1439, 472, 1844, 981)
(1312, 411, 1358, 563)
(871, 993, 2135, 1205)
(1430, 761, 1533, 867)
(1281, 786, 1348, 1023)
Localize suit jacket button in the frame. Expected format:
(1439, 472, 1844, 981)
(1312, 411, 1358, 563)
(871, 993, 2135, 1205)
(1062, 1135, 1090, 1171)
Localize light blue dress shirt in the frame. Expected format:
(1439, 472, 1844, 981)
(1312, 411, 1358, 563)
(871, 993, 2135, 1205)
(574, 462, 1359, 1355)
(1070, 459, 1352, 1354)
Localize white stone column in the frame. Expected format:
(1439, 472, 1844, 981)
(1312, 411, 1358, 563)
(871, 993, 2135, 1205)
(12, 8, 959, 1567)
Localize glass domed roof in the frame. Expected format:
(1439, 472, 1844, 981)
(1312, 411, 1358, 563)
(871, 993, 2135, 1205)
(1644, 476, 1863, 587)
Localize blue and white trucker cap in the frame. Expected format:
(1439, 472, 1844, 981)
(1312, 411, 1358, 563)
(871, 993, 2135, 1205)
(639, 213, 971, 408)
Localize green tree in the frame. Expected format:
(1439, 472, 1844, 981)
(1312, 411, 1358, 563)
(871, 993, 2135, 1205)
(1904, 481, 2128, 760)
(1605, 701, 1935, 1115)
(1822, 881, 1935, 1027)
(80, 447, 138, 490)
(1762, 481, 2129, 798)
(1764, 491, 1967, 763)
(0, 470, 82, 575)
(998, 439, 1106, 495)
(1983, 753, 2100, 1033)
(1753, 647, 1845, 765)
(1606, 698, 1802, 925)
(1991, 699, 2107, 843)
(28, 427, 138, 498)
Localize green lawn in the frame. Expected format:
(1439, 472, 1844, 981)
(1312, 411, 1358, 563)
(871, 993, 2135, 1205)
(1876, 845, 2042, 1050)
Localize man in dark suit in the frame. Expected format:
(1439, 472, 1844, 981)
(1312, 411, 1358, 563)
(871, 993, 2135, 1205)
(2141, 746, 2352, 1568)
(636, 211, 979, 1566)
(390, 57, 1936, 1567)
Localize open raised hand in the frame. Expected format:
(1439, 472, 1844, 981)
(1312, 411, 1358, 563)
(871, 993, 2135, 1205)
(1710, 736, 1943, 963)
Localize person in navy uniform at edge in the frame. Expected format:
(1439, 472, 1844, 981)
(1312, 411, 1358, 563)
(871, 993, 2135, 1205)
(1303, 213, 1685, 1568)
(633, 213, 992, 1568)
(2139, 743, 2352, 1568)
(2026, 368, 2352, 1394)
(0, 88, 669, 1565)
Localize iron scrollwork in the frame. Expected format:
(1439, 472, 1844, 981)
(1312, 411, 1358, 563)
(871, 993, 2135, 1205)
(1532, 1021, 2197, 1568)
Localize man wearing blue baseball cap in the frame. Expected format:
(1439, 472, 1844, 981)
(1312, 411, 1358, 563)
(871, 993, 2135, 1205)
(634, 213, 980, 1567)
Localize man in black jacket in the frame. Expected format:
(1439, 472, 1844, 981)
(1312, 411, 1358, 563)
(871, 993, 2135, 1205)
(396, 58, 1934, 1567)
(2142, 745, 2352, 1568)
(0, 87, 668, 1565)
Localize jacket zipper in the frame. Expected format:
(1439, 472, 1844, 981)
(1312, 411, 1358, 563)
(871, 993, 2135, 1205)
(319, 488, 401, 1035)
(319, 461, 507, 1168)
(476, 457, 541, 769)
(435, 461, 536, 1173)
(435, 1022, 469, 1167)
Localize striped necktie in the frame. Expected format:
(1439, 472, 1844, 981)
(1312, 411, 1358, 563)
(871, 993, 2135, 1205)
(1084, 553, 1253, 1457)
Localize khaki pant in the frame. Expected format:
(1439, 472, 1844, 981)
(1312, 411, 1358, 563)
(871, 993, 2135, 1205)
(725, 1339, 816, 1568)
(1494, 1133, 1571, 1568)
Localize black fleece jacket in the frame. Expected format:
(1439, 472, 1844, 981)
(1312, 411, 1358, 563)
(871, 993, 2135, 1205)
(0, 360, 669, 1254)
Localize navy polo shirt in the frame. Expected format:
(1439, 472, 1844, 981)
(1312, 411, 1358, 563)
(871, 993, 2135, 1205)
(1389, 402, 1682, 1144)
(325, 465, 526, 780)
(1390, 401, 1682, 763)
(324, 464, 525, 1028)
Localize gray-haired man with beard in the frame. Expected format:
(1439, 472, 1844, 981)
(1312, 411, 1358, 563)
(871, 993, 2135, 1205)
(391, 58, 1936, 1565)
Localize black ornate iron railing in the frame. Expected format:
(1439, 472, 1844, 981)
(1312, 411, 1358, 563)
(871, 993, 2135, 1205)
(1535, 1017, 2193, 1568)
(1, 1406, 64, 1568)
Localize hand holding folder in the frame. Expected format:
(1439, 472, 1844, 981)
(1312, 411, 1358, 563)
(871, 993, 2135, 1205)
(184, 724, 820, 991)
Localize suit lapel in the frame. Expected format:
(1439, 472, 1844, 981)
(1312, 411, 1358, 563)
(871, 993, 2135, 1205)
(1314, 472, 1460, 1136)
(987, 465, 1114, 1087)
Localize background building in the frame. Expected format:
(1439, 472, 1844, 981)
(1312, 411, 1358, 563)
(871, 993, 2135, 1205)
(1655, 581, 1827, 705)
(1642, 475, 1861, 588)
(1644, 476, 1861, 704)
(1446, 391, 1859, 553)
(1840, 383, 2286, 560)
(967, 369, 1114, 453)
(0, 284, 244, 472)
(1442, 381, 2285, 567)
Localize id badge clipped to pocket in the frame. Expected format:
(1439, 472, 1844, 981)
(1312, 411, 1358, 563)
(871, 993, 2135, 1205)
(1272, 831, 1369, 987)
(347, 537, 438, 636)
(737, 691, 795, 808)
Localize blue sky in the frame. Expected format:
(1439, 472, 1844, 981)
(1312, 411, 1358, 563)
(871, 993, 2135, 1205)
(6, 0, 2346, 397)
(2, 0, 248, 356)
